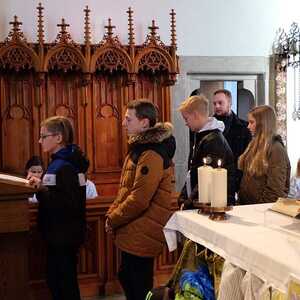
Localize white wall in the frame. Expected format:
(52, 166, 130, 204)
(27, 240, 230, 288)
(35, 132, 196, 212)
(0, 0, 298, 56)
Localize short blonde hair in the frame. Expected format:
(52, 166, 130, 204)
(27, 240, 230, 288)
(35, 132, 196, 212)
(178, 95, 209, 116)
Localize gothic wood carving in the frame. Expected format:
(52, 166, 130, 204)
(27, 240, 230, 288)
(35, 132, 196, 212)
(0, 6, 179, 296)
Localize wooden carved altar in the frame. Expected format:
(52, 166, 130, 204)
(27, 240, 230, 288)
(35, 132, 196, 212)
(0, 4, 179, 298)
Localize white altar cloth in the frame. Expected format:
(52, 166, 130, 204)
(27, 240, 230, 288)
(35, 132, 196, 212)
(163, 204, 300, 293)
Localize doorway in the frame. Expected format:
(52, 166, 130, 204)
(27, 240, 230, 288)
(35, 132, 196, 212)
(188, 74, 260, 121)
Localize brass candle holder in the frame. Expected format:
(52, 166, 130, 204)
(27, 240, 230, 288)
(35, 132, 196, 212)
(208, 206, 233, 221)
(194, 201, 233, 220)
(193, 201, 211, 215)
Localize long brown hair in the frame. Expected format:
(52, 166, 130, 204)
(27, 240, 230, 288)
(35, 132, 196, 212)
(297, 158, 300, 177)
(238, 105, 277, 177)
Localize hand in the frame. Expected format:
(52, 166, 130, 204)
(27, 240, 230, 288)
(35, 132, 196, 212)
(105, 218, 113, 234)
(27, 175, 41, 189)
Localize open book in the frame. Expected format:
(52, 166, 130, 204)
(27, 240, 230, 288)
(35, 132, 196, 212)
(271, 198, 300, 218)
(0, 173, 30, 187)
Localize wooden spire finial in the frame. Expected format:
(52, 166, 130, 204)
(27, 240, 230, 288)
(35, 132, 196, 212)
(105, 18, 115, 38)
(170, 9, 177, 48)
(84, 6, 91, 46)
(55, 18, 74, 44)
(57, 18, 70, 35)
(37, 2, 44, 44)
(10, 15, 22, 33)
(127, 7, 135, 46)
(148, 20, 159, 39)
(7, 15, 26, 42)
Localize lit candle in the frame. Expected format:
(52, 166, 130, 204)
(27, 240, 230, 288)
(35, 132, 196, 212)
(211, 159, 227, 208)
(198, 157, 213, 204)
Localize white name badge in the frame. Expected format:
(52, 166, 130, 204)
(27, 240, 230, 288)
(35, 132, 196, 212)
(43, 174, 56, 186)
(42, 173, 86, 186)
(78, 173, 86, 186)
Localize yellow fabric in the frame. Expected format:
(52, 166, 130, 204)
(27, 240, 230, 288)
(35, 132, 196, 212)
(287, 279, 300, 300)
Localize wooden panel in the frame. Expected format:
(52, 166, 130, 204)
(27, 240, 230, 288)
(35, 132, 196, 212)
(133, 73, 171, 121)
(92, 74, 123, 173)
(0, 74, 34, 174)
(46, 73, 79, 139)
(0, 199, 29, 233)
(0, 184, 31, 300)
(0, 232, 29, 300)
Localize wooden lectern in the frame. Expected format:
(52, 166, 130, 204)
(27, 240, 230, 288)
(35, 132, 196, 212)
(0, 174, 36, 300)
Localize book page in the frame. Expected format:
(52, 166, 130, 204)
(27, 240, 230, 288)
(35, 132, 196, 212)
(271, 198, 300, 218)
(0, 173, 29, 185)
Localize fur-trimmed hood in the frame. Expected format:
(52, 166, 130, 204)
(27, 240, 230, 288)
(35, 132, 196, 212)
(128, 122, 176, 165)
(128, 122, 173, 145)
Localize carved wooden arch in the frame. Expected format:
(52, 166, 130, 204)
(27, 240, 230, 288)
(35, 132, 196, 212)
(43, 45, 88, 73)
(2, 103, 32, 121)
(134, 47, 174, 74)
(0, 43, 39, 71)
(90, 46, 132, 73)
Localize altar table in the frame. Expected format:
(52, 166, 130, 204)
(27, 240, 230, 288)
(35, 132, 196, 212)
(163, 204, 300, 293)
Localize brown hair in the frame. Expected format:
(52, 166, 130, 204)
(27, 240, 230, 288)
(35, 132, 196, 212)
(214, 89, 232, 103)
(238, 105, 277, 176)
(41, 116, 74, 145)
(297, 158, 300, 177)
(178, 94, 209, 116)
(127, 99, 157, 127)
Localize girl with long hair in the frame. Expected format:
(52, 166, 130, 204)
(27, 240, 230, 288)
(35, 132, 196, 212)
(238, 105, 290, 204)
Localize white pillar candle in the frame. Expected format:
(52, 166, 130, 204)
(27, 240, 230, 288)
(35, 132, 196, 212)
(198, 159, 213, 204)
(211, 160, 227, 208)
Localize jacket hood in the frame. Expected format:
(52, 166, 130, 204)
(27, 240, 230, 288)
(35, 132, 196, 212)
(128, 122, 173, 145)
(51, 144, 89, 173)
(199, 117, 224, 133)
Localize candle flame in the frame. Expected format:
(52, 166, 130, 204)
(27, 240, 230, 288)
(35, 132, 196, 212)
(203, 157, 207, 165)
(217, 159, 222, 167)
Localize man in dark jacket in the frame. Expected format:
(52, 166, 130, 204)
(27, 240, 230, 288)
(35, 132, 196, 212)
(213, 89, 252, 192)
(178, 94, 235, 208)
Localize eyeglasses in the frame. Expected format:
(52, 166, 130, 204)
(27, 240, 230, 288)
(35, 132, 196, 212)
(39, 134, 56, 140)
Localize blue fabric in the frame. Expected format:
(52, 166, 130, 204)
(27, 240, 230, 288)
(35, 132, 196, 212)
(46, 145, 78, 175)
(179, 265, 215, 300)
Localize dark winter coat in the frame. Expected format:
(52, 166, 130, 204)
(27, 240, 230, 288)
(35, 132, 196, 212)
(107, 122, 176, 257)
(179, 118, 236, 208)
(36, 144, 89, 248)
(214, 111, 252, 192)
